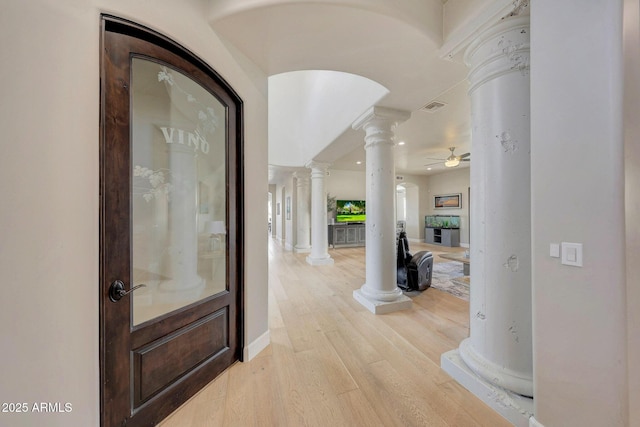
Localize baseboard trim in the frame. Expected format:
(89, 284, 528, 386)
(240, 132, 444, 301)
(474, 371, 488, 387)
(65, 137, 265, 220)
(460, 242, 470, 248)
(243, 330, 270, 361)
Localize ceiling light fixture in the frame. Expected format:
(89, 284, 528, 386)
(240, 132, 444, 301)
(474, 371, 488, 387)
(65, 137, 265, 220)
(445, 158, 460, 168)
(398, 141, 405, 146)
(356, 161, 362, 165)
(444, 147, 462, 167)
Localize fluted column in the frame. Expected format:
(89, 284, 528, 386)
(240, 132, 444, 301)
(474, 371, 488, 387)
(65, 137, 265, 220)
(442, 15, 533, 403)
(352, 106, 411, 314)
(293, 171, 311, 253)
(305, 161, 333, 265)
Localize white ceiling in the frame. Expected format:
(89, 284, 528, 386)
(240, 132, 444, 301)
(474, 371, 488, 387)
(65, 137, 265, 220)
(208, 0, 488, 181)
(268, 70, 389, 168)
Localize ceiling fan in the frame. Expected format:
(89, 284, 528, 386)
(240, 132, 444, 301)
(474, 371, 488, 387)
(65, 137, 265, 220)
(424, 147, 470, 168)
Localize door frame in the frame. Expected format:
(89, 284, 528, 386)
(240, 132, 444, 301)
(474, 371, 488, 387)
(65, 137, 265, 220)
(99, 15, 244, 426)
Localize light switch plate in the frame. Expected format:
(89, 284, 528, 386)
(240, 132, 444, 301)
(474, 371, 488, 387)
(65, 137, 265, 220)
(550, 243, 560, 258)
(561, 242, 583, 267)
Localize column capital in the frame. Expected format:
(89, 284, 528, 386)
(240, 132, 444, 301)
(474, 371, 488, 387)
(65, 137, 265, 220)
(464, 15, 530, 94)
(293, 170, 310, 182)
(305, 161, 330, 172)
(352, 106, 411, 132)
(439, 0, 529, 61)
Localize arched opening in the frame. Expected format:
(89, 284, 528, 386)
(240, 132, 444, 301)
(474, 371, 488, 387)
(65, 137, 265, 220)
(397, 183, 420, 241)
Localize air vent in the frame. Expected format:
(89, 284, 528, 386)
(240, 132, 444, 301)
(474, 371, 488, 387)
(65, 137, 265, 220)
(420, 101, 446, 113)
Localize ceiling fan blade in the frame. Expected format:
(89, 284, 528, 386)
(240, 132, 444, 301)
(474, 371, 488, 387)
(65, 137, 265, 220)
(459, 152, 471, 158)
(461, 158, 470, 162)
(423, 161, 443, 167)
(424, 157, 446, 161)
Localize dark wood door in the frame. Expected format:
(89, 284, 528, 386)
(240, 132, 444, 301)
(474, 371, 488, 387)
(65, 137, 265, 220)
(100, 16, 243, 427)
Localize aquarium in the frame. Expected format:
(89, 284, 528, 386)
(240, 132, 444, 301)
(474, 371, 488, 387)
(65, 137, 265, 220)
(425, 215, 460, 229)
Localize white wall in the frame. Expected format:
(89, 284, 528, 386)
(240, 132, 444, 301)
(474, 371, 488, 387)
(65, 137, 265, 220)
(404, 185, 420, 239)
(443, 0, 511, 39)
(396, 186, 406, 222)
(396, 174, 430, 240)
(424, 168, 470, 245)
(326, 169, 367, 201)
(325, 170, 431, 241)
(624, 0, 640, 424)
(326, 168, 366, 223)
(531, 2, 628, 426)
(0, 2, 268, 426)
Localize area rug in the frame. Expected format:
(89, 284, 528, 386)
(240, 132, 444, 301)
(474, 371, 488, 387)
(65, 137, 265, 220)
(429, 261, 470, 301)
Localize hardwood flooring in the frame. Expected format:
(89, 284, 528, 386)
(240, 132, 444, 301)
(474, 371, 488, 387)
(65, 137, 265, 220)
(160, 239, 510, 427)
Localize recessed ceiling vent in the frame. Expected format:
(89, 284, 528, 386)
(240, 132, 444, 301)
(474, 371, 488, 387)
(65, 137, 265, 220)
(420, 101, 446, 113)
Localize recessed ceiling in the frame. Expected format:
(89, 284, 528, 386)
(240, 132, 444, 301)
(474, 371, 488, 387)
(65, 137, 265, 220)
(268, 70, 389, 167)
(209, 0, 473, 180)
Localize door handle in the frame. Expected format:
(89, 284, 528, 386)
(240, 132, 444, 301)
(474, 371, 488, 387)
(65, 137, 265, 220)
(109, 280, 146, 302)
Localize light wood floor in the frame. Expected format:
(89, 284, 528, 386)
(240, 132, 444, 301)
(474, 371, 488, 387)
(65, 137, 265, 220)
(160, 239, 510, 427)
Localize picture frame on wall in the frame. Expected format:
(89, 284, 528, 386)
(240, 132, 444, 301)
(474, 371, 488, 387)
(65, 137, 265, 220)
(434, 193, 462, 209)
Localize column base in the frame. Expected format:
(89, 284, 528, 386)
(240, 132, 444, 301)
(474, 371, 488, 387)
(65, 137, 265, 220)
(441, 349, 534, 427)
(294, 245, 311, 254)
(156, 276, 205, 303)
(306, 255, 334, 265)
(529, 416, 545, 427)
(353, 288, 412, 314)
(458, 338, 533, 397)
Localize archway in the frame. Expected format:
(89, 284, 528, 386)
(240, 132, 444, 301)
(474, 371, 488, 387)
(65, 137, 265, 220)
(397, 183, 420, 241)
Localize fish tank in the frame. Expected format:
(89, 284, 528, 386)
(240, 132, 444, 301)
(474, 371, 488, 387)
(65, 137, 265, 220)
(425, 215, 460, 229)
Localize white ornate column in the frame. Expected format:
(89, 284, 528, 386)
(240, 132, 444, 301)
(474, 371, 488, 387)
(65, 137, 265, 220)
(352, 106, 411, 314)
(293, 171, 311, 253)
(158, 142, 205, 300)
(441, 15, 533, 424)
(305, 161, 333, 265)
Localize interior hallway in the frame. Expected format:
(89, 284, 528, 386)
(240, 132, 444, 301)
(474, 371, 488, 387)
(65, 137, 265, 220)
(160, 238, 509, 426)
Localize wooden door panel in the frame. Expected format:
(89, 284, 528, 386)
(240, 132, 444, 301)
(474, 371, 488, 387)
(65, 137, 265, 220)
(130, 292, 231, 348)
(100, 15, 243, 427)
(133, 308, 229, 405)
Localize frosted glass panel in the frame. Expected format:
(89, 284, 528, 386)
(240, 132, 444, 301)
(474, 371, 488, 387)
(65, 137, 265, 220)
(131, 58, 227, 326)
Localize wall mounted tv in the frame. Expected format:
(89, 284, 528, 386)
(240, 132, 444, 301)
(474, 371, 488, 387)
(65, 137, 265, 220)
(336, 200, 366, 223)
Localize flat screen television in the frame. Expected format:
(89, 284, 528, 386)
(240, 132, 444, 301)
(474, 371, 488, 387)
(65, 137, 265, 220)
(336, 199, 366, 223)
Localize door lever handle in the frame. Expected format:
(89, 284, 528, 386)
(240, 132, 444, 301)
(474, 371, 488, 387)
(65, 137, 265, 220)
(109, 280, 147, 302)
